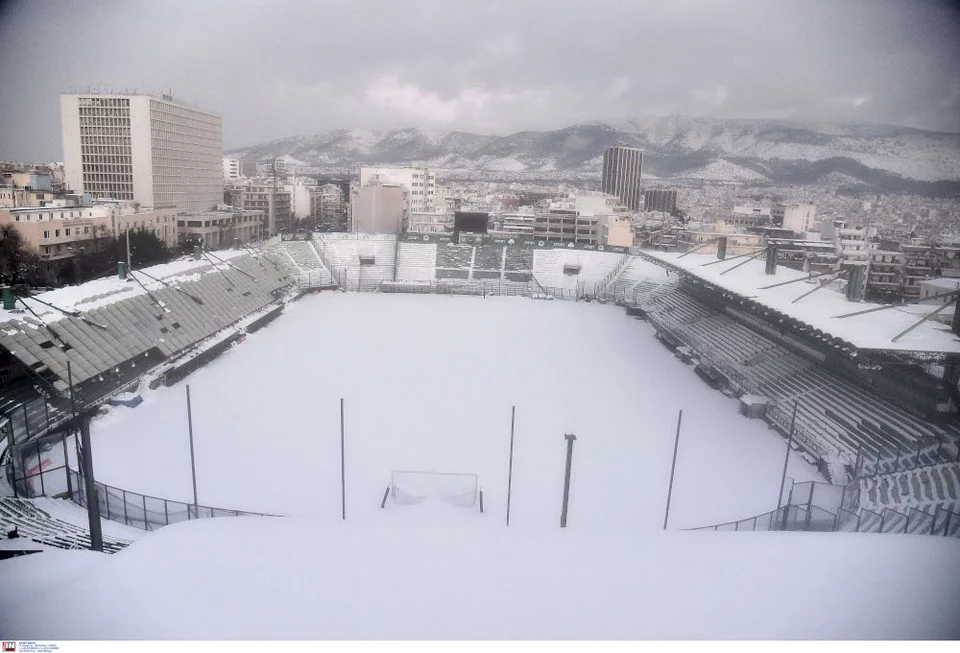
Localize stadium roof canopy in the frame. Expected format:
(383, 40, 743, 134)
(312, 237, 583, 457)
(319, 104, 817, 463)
(641, 250, 960, 356)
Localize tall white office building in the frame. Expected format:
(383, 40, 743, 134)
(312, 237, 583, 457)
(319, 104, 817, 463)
(61, 92, 223, 212)
(601, 146, 643, 211)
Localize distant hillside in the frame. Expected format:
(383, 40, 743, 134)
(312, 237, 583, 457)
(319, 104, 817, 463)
(228, 117, 960, 194)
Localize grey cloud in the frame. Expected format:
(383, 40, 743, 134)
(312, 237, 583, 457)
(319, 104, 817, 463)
(1, 0, 958, 161)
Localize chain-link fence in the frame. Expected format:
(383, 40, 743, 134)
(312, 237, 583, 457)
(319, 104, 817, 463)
(689, 479, 960, 538)
(66, 469, 276, 531)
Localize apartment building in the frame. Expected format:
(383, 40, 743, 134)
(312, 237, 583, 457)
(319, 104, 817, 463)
(176, 208, 264, 248)
(359, 165, 437, 213)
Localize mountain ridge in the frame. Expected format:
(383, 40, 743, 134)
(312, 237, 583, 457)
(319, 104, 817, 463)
(227, 117, 960, 194)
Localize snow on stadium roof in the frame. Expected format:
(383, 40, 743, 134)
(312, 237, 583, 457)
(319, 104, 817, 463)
(0, 249, 249, 325)
(641, 250, 960, 355)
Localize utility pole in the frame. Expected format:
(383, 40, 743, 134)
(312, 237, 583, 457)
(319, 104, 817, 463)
(125, 226, 132, 270)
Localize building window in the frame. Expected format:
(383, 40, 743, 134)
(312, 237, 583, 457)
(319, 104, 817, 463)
(43, 230, 50, 238)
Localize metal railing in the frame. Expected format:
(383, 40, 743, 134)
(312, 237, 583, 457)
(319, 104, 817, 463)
(688, 479, 960, 537)
(67, 469, 279, 531)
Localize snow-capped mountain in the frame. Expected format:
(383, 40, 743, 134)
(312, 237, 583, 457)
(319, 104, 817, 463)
(228, 117, 960, 193)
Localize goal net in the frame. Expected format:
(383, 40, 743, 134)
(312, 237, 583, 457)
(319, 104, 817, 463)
(389, 470, 479, 508)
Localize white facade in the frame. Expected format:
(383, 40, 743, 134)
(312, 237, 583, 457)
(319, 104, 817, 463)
(359, 165, 437, 213)
(61, 93, 223, 212)
(223, 157, 241, 182)
(287, 183, 311, 220)
(777, 203, 817, 233)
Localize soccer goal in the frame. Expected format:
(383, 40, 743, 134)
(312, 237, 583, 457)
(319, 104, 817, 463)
(382, 470, 483, 512)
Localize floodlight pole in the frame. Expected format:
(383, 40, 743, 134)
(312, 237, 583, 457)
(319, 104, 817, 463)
(186, 385, 199, 518)
(506, 405, 516, 527)
(777, 401, 799, 529)
(663, 409, 683, 530)
(78, 414, 103, 552)
(560, 433, 577, 528)
(340, 397, 346, 521)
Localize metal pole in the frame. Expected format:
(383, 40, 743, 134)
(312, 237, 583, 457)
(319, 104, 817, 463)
(560, 433, 577, 528)
(776, 401, 798, 516)
(78, 416, 103, 552)
(60, 431, 72, 497)
(781, 480, 795, 531)
(663, 409, 683, 530)
(340, 397, 346, 521)
(804, 481, 815, 531)
(186, 385, 199, 516)
(506, 406, 516, 527)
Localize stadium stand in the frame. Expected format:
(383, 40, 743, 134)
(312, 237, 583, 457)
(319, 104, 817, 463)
(859, 462, 960, 515)
(315, 234, 397, 290)
(630, 275, 960, 481)
(0, 252, 294, 417)
(503, 246, 533, 283)
(532, 249, 628, 296)
(0, 497, 133, 553)
(434, 243, 473, 280)
(396, 241, 438, 282)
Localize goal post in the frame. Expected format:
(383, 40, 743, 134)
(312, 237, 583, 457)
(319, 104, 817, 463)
(388, 470, 481, 509)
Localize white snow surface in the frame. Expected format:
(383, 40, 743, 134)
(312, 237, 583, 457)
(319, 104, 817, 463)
(644, 251, 960, 354)
(1, 517, 959, 639)
(3, 293, 960, 639)
(83, 293, 822, 528)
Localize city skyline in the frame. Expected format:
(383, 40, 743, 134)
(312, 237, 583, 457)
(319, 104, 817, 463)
(1, 0, 959, 161)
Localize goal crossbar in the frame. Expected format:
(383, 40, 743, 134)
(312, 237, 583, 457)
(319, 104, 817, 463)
(389, 470, 479, 508)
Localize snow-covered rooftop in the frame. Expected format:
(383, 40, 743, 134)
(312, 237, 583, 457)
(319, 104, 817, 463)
(641, 250, 960, 355)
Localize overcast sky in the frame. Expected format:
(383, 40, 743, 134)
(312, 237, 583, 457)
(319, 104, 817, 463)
(1, 0, 958, 161)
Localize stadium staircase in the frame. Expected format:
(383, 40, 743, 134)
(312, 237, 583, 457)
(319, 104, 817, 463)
(0, 497, 134, 553)
(858, 461, 960, 515)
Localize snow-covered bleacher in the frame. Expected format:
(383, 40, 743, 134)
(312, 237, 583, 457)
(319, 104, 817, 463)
(0, 251, 293, 410)
(434, 243, 473, 280)
(315, 234, 397, 290)
(0, 497, 135, 553)
(396, 241, 438, 282)
(267, 239, 333, 287)
(532, 249, 628, 296)
(633, 279, 960, 472)
(503, 247, 533, 283)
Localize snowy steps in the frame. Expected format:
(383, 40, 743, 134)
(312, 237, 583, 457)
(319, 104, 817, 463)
(859, 462, 960, 514)
(0, 497, 133, 553)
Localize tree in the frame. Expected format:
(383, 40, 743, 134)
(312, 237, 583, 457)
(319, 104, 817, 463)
(0, 226, 41, 286)
(127, 227, 169, 269)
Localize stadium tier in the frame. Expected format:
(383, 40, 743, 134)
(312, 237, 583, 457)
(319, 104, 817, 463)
(0, 497, 135, 553)
(0, 250, 295, 420)
(315, 234, 397, 291)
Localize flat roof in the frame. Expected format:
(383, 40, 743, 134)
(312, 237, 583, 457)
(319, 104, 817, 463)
(641, 250, 960, 355)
